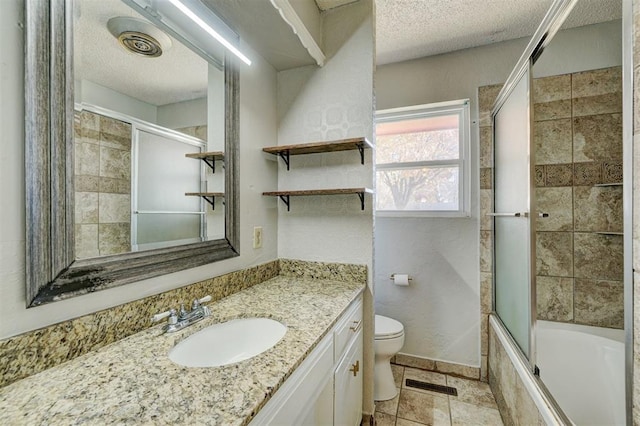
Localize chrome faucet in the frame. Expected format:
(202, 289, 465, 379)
(152, 295, 212, 333)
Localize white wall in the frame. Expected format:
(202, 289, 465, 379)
(78, 79, 158, 123)
(156, 97, 208, 129)
(374, 20, 622, 368)
(0, 0, 278, 339)
(376, 40, 528, 112)
(276, 2, 374, 266)
(79, 79, 214, 130)
(275, 0, 375, 414)
(375, 34, 527, 368)
(533, 20, 622, 77)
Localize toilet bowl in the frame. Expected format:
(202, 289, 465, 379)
(374, 314, 405, 401)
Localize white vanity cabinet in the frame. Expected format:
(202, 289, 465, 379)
(250, 295, 363, 426)
(334, 328, 363, 425)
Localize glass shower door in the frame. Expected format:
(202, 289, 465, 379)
(132, 128, 205, 251)
(493, 67, 534, 359)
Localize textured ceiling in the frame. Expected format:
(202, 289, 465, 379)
(75, 0, 320, 108)
(76, 0, 623, 105)
(75, 0, 209, 107)
(376, 0, 622, 65)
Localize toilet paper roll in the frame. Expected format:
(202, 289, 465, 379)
(393, 274, 410, 286)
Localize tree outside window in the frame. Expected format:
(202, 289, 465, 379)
(375, 101, 469, 216)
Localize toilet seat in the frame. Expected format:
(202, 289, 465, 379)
(375, 315, 404, 340)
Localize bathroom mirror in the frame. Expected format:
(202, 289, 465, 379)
(25, 0, 239, 307)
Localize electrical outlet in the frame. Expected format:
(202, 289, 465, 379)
(253, 226, 263, 249)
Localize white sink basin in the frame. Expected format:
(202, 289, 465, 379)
(168, 318, 287, 367)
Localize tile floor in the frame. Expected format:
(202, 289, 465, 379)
(374, 364, 504, 426)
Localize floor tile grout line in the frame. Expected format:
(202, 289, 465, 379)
(381, 365, 503, 425)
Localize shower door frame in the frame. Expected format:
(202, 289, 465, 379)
(130, 122, 208, 251)
(492, 0, 633, 424)
(492, 62, 535, 364)
(491, 0, 578, 370)
(622, 1, 633, 424)
(490, 0, 581, 423)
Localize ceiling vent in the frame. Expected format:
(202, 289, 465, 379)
(107, 17, 172, 58)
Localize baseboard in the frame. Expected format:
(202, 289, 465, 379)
(392, 353, 480, 380)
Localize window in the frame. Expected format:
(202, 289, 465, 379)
(375, 100, 470, 217)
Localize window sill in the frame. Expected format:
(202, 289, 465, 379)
(375, 210, 471, 218)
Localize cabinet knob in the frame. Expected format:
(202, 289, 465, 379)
(350, 360, 360, 377)
(349, 320, 362, 333)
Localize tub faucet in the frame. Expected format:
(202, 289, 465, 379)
(152, 295, 212, 333)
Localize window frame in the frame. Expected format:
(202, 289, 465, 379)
(375, 99, 471, 218)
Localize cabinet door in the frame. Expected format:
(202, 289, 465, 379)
(334, 330, 363, 426)
(297, 377, 334, 425)
(249, 335, 333, 425)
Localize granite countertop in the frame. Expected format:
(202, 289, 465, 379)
(0, 275, 364, 425)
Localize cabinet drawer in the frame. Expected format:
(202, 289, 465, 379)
(334, 296, 363, 361)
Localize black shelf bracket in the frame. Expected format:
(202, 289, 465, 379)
(357, 191, 365, 210)
(203, 158, 216, 173)
(278, 150, 291, 170)
(278, 195, 291, 211)
(202, 195, 216, 210)
(357, 143, 365, 165)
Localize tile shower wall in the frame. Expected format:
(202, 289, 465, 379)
(479, 66, 624, 337)
(488, 320, 543, 425)
(533, 66, 624, 329)
(632, 1, 640, 423)
(175, 125, 207, 141)
(74, 110, 132, 258)
(479, 83, 502, 383)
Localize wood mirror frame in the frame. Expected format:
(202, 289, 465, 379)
(24, 0, 239, 307)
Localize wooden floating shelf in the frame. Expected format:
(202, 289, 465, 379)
(263, 188, 374, 211)
(185, 151, 224, 173)
(263, 137, 373, 170)
(185, 192, 225, 209)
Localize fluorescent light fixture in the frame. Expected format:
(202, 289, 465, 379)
(167, 0, 252, 66)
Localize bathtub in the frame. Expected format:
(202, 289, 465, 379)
(536, 320, 625, 426)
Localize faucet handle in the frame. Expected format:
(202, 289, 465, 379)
(192, 295, 212, 310)
(152, 308, 177, 323)
(198, 295, 212, 304)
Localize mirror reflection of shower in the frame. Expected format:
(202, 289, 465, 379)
(73, 0, 225, 259)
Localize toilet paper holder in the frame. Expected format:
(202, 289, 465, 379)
(389, 274, 413, 281)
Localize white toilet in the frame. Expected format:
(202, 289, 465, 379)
(374, 314, 405, 401)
